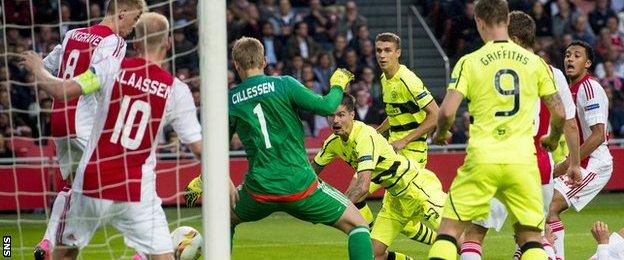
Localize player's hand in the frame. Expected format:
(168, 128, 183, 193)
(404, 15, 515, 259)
(552, 159, 568, 178)
(432, 130, 452, 145)
(391, 139, 407, 151)
(329, 68, 355, 90)
(184, 176, 203, 207)
(540, 135, 558, 152)
(229, 180, 239, 209)
(564, 164, 582, 188)
(19, 51, 44, 75)
(591, 221, 610, 244)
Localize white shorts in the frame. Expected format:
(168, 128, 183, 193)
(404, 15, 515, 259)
(554, 157, 613, 211)
(57, 191, 172, 255)
(55, 138, 86, 180)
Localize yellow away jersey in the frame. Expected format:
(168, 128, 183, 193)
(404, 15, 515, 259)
(381, 65, 434, 151)
(449, 40, 557, 164)
(314, 121, 419, 196)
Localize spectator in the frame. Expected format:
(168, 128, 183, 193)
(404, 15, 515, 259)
(229, 0, 252, 21)
(3, 0, 32, 25)
(600, 60, 624, 92)
(610, 94, 624, 137)
(59, 1, 73, 37)
(34, 27, 58, 53)
(286, 21, 321, 62)
(0, 113, 10, 136)
(333, 34, 348, 67)
(358, 39, 378, 74)
(343, 48, 360, 76)
(595, 48, 624, 79)
(159, 130, 189, 157)
(446, 1, 481, 59)
(31, 97, 52, 140)
(352, 66, 382, 106)
(89, 3, 104, 25)
(596, 28, 614, 61)
(569, 14, 596, 47)
(606, 16, 624, 53)
(348, 24, 373, 54)
(275, 0, 300, 41)
(283, 54, 304, 81)
(0, 133, 14, 163)
(239, 3, 263, 40)
(258, 0, 279, 23)
(172, 28, 199, 71)
(261, 21, 284, 68)
(303, 0, 333, 49)
(227, 9, 244, 44)
(336, 0, 366, 42)
(302, 63, 324, 94)
(588, 0, 616, 35)
(552, 0, 576, 37)
(353, 88, 384, 126)
(531, 1, 553, 37)
(313, 52, 335, 90)
(452, 111, 471, 144)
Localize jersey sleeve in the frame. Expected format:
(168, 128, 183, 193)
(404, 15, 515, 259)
(75, 35, 126, 95)
(582, 82, 609, 127)
(448, 56, 470, 98)
(403, 72, 433, 108)
(42, 44, 63, 75)
(536, 58, 557, 97)
(552, 68, 576, 120)
(354, 131, 378, 173)
(313, 136, 339, 166)
(166, 79, 202, 144)
(285, 76, 343, 116)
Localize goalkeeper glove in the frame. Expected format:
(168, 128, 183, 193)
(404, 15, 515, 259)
(184, 176, 203, 207)
(329, 68, 355, 91)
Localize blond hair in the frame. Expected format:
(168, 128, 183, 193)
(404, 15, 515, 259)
(134, 12, 169, 49)
(106, 0, 146, 15)
(232, 37, 265, 71)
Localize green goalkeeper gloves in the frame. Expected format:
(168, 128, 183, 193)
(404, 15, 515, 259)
(329, 68, 355, 91)
(184, 176, 203, 207)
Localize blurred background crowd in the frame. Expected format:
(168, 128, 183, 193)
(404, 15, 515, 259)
(0, 0, 623, 160)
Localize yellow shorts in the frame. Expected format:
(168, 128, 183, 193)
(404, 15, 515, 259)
(443, 163, 545, 230)
(371, 169, 446, 246)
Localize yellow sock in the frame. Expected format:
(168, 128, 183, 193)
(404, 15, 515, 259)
(428, 235, 458, 260)
(402, 221, 436, 245)
(355, 201, 375, 226)
(520, 241, 547, 260)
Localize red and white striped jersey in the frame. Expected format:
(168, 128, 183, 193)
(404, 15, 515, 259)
(534, 66, 576, 184)
(73, 58, 201, 202)
(569, 74, 612, 168)
(43, 24, 125, 139)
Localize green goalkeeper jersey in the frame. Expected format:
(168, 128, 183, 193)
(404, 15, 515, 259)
(229, 74, 343, 197)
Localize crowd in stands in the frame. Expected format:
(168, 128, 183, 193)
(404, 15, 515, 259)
(0, 0, 623, 161)
(425, 0, 624, 139)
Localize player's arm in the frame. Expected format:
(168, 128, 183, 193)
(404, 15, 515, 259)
(20, 51, 83, 100)
(591, 221, 610, 260)
(42, 44, 62, 74)
(552, 76, 581, 179)
(311, 161, 325, 175)
(432, 89, 461, 145)
(376, 118, 389, 135)
(288, 69, 353, 116)
(345, 170, 372, 203)
(392, 100, 439, 150)
(312, 136, 338, 175)
(540, 92, 566, 150)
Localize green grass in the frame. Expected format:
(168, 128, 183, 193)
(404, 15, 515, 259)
(1, 193, 623, 259)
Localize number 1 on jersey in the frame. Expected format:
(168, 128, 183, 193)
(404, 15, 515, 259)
(253, 103, 272, 149)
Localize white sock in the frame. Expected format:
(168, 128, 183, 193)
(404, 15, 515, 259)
(548, 220, 565, 259)
(513, 245, 521, 260)
(543, 238, 557, 260)
(43, 188, 72, 247)
(460, 241, 482, 260)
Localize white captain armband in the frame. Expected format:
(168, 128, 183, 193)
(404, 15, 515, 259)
(74, 67, 100, 94)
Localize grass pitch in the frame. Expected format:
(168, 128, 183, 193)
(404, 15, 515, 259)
(1, 193, 623, 259)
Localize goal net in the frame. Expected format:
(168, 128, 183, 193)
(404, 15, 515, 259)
(0, 0, 213, 258)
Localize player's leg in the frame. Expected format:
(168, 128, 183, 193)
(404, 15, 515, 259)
(54, 193, 109, 260)
(287, 181, 372, 260)
(111, 193, 174, 260)
(371, 194, 415, 260)
(497, 164, 547, 259)
(460, 223, 487, 260)
(428, 163, 495, 260)
(231, 186, 277, 248)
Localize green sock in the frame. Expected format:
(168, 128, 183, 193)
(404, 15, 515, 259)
(348, 225, 373, 260)
(388, 251, 412, 260)
(402, 221, 436, 245)
(428, 234, 457, 260)
(354, 201, 375, 227)
(230, 225, 236, 251)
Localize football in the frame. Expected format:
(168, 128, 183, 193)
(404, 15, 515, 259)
(171, 226, 203, 260)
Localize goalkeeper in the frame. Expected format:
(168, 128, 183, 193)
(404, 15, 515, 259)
(313, 93, 447, 260)
(186, 37, 373, 259)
